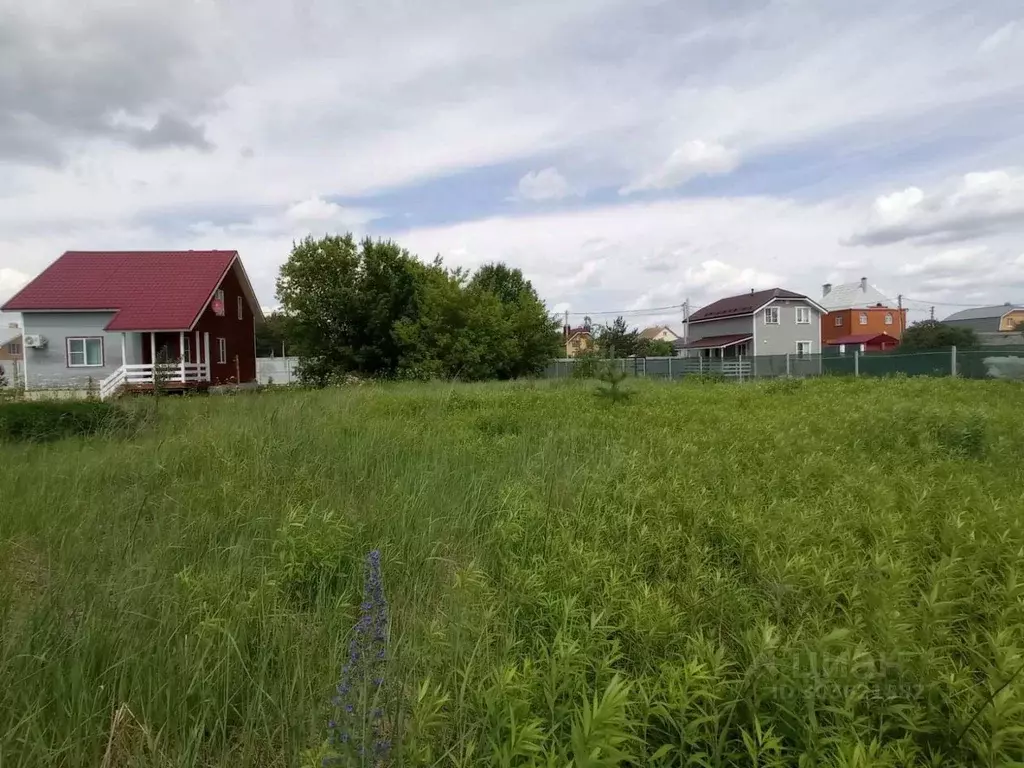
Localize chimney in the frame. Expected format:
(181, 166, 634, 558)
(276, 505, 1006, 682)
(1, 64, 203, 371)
(822, 283, 832, 297)
(860, 277, 867, 292)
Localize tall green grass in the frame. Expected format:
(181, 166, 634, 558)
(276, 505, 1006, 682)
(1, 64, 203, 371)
(2, 377, 1024, 767)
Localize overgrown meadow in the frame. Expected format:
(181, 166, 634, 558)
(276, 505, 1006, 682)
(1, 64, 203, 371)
(2, 377, 1024, 767)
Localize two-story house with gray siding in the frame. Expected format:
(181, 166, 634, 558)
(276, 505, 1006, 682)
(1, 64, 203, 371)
(681, 288, 826, 375)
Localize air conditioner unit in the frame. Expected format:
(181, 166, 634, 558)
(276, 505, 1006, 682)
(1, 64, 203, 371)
(23, 335, 47, 348)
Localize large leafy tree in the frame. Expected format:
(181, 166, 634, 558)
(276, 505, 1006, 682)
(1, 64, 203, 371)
(276, 235, 426, 383)
(276, 235, 561, 383)
(467, 263, 561, 378)
(900, 320, 979, 350)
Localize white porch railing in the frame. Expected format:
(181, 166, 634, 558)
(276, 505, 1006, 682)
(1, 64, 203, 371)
(99, 363, 210, 400)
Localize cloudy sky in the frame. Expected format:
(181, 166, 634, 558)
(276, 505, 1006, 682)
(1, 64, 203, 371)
(2, 0, 1024, 330)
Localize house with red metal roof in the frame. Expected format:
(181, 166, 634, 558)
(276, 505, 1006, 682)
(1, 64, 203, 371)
(680, 287, 826, 376)
(1, 251, 263, 397)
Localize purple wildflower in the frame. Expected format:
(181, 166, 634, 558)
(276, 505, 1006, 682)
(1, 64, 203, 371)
(325, 549, 391, 763)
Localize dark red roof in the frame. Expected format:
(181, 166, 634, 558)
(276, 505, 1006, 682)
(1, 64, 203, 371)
(683, 333, 752, 349)
(828, 333, 900, 346)
(1, 251, 242, 331)
(690, 288, 807, 322)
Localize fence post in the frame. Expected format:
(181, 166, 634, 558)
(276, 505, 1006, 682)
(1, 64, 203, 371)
(699, 356, 703, 375)
(668, 356, 673, 381)
(785, 353, 791, 377)
(951, 345, 957, 377)
(738, 354, 744, 382)
(854, 349, 860, 377)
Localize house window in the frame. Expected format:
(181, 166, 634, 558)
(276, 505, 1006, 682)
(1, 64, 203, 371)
(182, 336, 191, 363)
(67, 337, 104, 367)
(884, 313, 893, 325)
(795, 306, 811, 324)
(735, 343, 749, 356)
(859, 312, 868, 325)
(237, 296, 244, 320)
(764, 307, 780, 324)
(214, 289, 225, 315)
(795, 340, 812, 359)
(8, 342, 21, 356)
(216, 337, 227, 364)
(834, 315, 844, 327)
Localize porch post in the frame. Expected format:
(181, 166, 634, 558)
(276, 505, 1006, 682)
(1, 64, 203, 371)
(120, 332, 127, 367)
(179, 331, 186, 382)
(204, 333, 212, 382)
(150, 333, 157, 380)
(196, 331, 201, 377)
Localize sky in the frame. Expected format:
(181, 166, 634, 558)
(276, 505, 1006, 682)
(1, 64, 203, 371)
(2, 0, 1024, 331)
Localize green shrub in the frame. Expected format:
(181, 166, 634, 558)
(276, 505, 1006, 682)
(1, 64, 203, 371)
(0, 400, 128, 442)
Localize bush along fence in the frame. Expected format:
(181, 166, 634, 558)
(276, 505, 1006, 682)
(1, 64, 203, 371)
(544, 346, 1024, 382)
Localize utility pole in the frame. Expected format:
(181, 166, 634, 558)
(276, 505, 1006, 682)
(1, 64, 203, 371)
(897, 294, 904, 336)
(682, 298, 690, 349)
(930, 306, 935, 321)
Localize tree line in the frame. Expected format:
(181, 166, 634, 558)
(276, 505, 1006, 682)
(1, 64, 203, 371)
(259, 234, 562, 384)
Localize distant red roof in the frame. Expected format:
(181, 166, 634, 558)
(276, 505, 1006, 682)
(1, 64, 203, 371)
(827, 333, 900, 346)
(690, 288, 810, 323)
(683, 333, 753, 349)
(1, 251, 255, 331)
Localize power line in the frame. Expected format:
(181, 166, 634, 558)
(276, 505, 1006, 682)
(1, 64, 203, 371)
(902, 296, 1023, 308)
(565, 303, 685, 317)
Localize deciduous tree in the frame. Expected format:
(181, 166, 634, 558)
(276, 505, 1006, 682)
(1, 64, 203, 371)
(900, 320, 979, 350)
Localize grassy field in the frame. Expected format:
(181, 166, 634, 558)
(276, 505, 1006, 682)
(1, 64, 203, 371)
(2, 377, 1024, 767)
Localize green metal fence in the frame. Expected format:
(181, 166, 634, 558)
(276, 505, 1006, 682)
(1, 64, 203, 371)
(545, 347, 1024, 382)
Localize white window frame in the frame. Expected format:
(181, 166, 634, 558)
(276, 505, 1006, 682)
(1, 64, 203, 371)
(67, 337, 104, 368)
(858, 312, 868, 325)
(795, 306, 811, 325)
(8, 341, 21, 356)
(834, 315, 844, 327)
(216, 337, 227, 364)
(763, 306, 780, 325)
(214, 289, 225, 316)
(237, 295, 244, 320)
(795, 340, 813, 359)
(182, 336, 191, 363)
(884, 313, 893, 325)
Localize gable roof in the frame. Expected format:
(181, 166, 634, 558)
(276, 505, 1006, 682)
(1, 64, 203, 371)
(1, 251, 262, 332)
(689, 288, 813, 323)
(0, 326, 21, 347)
(943, 304, 1023, 322)
(827, 333, 900, 346)
(639, 325, 679, 340)
(820, 281, 895, 311)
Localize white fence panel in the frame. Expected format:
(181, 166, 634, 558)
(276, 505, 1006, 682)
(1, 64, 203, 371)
(257, 357, 300, 385)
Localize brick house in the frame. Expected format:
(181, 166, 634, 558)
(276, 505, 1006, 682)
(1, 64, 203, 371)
(820, 278, 906, 345)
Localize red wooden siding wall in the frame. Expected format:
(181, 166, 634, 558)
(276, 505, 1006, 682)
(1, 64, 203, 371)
(193, 264, 257, 384)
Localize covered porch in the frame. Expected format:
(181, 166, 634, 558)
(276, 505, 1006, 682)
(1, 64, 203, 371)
(680, 333, 753, 359)
(100, 330, 212, 399)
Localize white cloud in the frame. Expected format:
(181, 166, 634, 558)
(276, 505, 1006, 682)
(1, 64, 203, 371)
(284, 196, 377, 230)
(514, 168, 575, 201)
(0, 268, 30, 295)
(620, 141, 740, 195)
(979, 20, 1019, 53)
(1, 0, 1023, 326)
(847, 168, 1024, 246)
